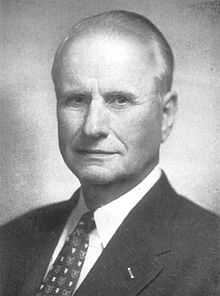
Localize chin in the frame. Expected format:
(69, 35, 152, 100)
(71, 166, 120, 185)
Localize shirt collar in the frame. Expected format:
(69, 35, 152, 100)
(93, 165, 161, 248)
(65, 192, 88, 237)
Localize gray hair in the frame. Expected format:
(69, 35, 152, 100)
(52, 10, 174, 95)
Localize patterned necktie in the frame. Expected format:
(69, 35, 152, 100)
(36, 211, 95, 296)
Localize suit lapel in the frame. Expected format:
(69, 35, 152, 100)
(20, 191, 80, 296)
(20, 227, 62, 296)
(75, 173, 179, 296)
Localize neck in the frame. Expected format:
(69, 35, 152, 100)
(81, 164, 157, 210)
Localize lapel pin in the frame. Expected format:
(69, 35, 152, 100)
(127, 267, 135, 279)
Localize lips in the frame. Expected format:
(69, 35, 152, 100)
(76, 149, 116, 155)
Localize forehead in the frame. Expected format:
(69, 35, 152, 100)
(54, 33, 159, 94)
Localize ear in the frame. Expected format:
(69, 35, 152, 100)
(161, 91, 178, 143)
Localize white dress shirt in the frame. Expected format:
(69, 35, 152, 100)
(45, 165, 161, 293)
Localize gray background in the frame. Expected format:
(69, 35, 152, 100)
(1, 0, 220, 225)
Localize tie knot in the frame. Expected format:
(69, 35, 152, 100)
(78, 211, 95, 233)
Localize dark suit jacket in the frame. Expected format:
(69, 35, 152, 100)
(0, 173, 219, 296)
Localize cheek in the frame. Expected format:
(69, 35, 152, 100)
(57, 110, 81, 143)
(120, 109, 162, 152)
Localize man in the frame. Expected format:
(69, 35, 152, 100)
(0, 10, 219, 296)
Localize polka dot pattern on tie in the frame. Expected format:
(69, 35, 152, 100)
(35, 212, 95, 296)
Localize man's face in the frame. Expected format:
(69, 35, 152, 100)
(54, 33, 164, 185)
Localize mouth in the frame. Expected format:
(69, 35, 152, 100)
(76, 149, 117, 156)
(77, 149, 115, 154)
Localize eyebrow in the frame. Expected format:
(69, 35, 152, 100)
(102, 91, 138, 101)
(63, 90, 91, 97)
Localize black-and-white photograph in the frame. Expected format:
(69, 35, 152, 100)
(1, 1, 220, 295)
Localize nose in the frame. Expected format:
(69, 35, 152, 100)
(82, 97, 109, 138)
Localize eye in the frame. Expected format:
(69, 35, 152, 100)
(65, 94, 89, 107)
(114, 95, 129, 105)
(106, 93, 132, 108)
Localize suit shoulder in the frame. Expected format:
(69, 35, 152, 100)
(0, 199, 71, 240)
(172, 194, 220, 252)
(175, 194, 219, 228)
